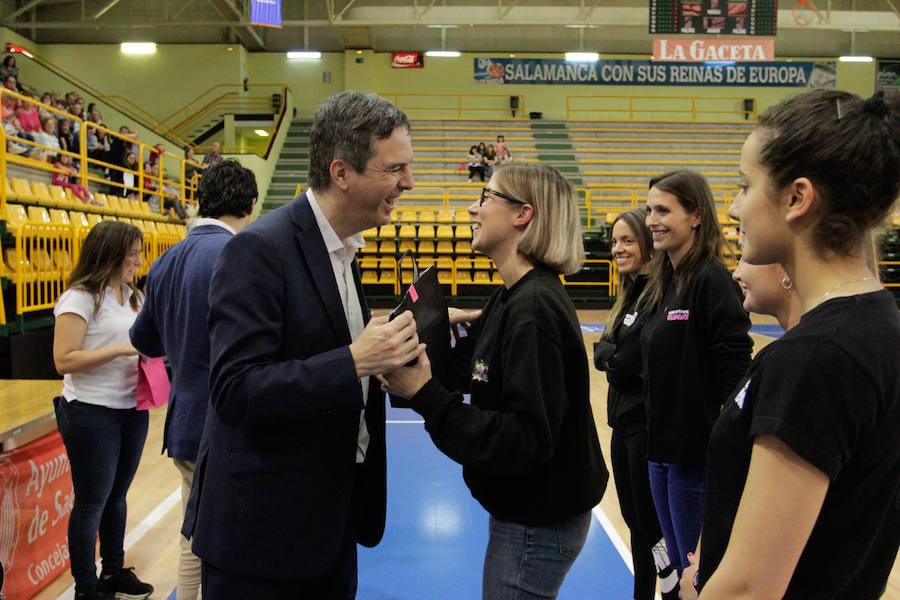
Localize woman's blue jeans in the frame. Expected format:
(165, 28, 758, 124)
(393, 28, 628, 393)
(647, 461, 705, 576)
(54, 398, 148, 591)
(482, 511, 592, 600)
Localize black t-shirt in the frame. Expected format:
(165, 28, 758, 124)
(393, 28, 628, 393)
(699, 290, 900, 599)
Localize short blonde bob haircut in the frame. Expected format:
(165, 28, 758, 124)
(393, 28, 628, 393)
(491, 162, 585, 275)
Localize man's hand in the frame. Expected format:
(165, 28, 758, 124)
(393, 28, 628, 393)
(350, 311, 424, 377)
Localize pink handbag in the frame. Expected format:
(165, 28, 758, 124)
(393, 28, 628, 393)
(136, 357, 171, 411)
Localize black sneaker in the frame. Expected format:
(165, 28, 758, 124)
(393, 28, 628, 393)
(99, 567, 154, 600)
(74, 586, 115, 600)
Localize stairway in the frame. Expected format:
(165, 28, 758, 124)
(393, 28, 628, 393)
(262, 120, 312, 214)
(531, 122, 583, 186)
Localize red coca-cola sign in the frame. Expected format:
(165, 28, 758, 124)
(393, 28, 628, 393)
(392, 52, 424, 68)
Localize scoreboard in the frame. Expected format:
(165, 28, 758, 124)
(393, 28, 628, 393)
(649, 0, 777, 36)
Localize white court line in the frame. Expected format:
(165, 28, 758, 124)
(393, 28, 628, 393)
(592, 504, 663, 600)
(57, 488, 181, 600)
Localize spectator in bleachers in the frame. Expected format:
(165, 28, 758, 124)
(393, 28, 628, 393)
(2, 94, 33, 154)
(33, 115, 61, 161)
(52, 221, 155, 600)
(86, 102, 104, 126)
(148, 143, 164, 167)
(201, 141, 222, 167)
(144, 161, 187, 219)
(483, 143, 497, 177)
(86, 125, 110, 163)
(107, 126, 138, 194)
(0, 56, 19, 87)
(183, 146, 200, 183)
(496, 134, 511, 163)
(109, 150, 139, 199)
(58, 117, 79, 155)
(466, 144, 486, 182)
(38, 92, 54, 119)
(15, 92, 42, 136)
(52, 154, 92, 203)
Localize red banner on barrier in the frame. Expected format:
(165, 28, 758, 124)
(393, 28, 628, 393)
(1, 430, 73, 599)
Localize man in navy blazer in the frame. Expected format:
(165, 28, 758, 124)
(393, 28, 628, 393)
(130, 159, 258, 600)
(183, 91, 423, 599)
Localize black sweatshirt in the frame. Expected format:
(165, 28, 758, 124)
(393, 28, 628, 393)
(411, 265, 608, 525)
(639, 257, 752, 465)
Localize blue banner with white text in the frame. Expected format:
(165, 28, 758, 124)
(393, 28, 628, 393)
(474, 57, 835, 87)
(251, 0, 281, 28)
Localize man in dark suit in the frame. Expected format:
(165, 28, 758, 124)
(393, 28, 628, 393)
(130, 158, 258, 600)
(183, 91, 422, 599)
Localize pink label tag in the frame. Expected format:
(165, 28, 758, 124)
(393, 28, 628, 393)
(408, 284, 419, 302)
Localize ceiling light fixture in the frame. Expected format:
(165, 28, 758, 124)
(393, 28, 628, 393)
(120, 42, 157, 55)
(565, 52, 599, 62)
(287, 51, 322, 59)
(426, 26, 460, 58)
(254, 129, 270, 137)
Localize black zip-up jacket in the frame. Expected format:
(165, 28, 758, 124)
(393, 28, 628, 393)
(596, 275, 650, 430)
(640, 257, 752, 465)
(410, 266, 608, 525)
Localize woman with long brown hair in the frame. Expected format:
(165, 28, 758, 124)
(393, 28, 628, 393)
(53, 221, 154, 600)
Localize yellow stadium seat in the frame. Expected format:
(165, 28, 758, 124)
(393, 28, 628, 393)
(4, 203, 29, 235)
(399, 240, 416, 253)
(398, 224, 417, 239)
(3, 248, 37, 282)
(51, 248, 72, 272)
(4, 177, 16, 202)
(69, 211, 90, 229)
(473, 271, 491, 283)
(436, 225, 454, 239)
(361, 271, 379, 284)
(456, 270, 473, 284)
(456, 224, 472, 240)
(438, 269, 452, 285)
(417, 225, 435, 239)
(380, 240, 397, 254)
(49, 209, 71, 225)
(105, 195, 122, 214)
(86, 213, 103, 227)
(11, 178, 38, 203)
(47, 184, 68, 208)
(455, 240, 472, 255)
(362, 227, 379, 239)
(398, 210, 417, 223)
(361, 239, 378, 254)
(436, 209, 454, 223)
(377, 271, 395, 284)
(436, 240, 454, 254)
(454, 211, 471, 224)
(418, 240, 435, 254)
(379, 224, 397, 238)
(27, 206, 52, 225)
(418, 210, 435, 223)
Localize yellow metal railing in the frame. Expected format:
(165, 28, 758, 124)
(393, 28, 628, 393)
(378, 93, 526, 120)
(566, 94, 757, 122)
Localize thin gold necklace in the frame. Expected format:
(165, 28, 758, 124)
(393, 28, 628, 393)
(812, 277, 874, 307)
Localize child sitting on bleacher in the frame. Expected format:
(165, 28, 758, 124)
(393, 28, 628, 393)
(52, 154, 93, 203)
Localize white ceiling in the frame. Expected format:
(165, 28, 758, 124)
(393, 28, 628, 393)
(1, 0, 897, 58)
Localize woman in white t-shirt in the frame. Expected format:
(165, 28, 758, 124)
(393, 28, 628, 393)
(52, 221, 154, 600)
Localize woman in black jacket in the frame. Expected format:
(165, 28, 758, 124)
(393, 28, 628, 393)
(595, 208, 678, 600)
(382, 163, 608, 600)
(638, 170, 752, 578)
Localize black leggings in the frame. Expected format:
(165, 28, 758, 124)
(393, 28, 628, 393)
(611, 424, 672, 600)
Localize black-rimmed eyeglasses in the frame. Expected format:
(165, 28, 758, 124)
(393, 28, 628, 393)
(480, 187, 527, 207)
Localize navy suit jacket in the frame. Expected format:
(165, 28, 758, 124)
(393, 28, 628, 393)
(130, 223, 233, 461)
(183, 194, 386, 581)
